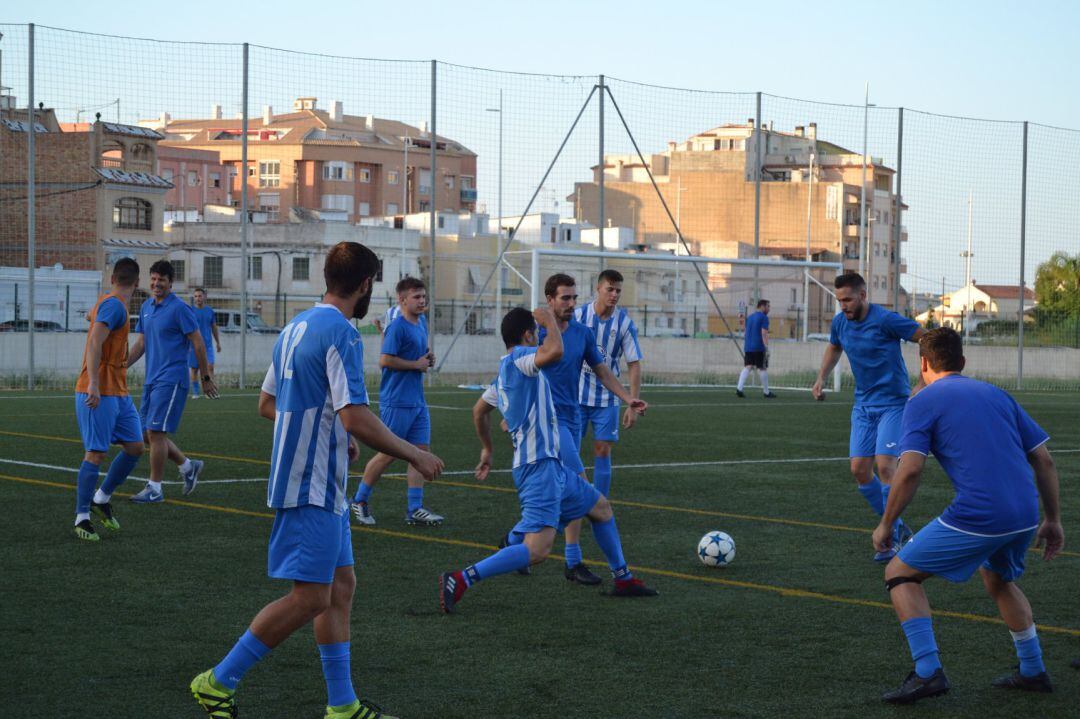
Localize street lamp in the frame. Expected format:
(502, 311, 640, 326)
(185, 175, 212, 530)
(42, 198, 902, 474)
(859, 82, 876, 282)
(486, 90, 504, 319)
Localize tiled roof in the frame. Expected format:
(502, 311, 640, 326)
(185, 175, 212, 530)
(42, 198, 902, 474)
(94, 167, 174, 188)
(975, 284, 1035, 300)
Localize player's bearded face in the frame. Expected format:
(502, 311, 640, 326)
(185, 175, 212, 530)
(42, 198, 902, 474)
(549, 287, 577, 321)
(836, 287, 866, 320)
(352, 280, 373, 319)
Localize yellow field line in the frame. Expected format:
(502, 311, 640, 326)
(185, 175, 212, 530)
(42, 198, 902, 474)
(4, 471, 1078, 638)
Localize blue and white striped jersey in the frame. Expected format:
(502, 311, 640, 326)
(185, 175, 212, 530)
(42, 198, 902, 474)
(261, 304, 369, 515)
(481, 346, 560, 468)
(575, 303, 642, 407)
(381, 305, 401, 329)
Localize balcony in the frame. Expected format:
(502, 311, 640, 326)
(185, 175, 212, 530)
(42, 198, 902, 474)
(99, 157, 123, 169)
(460, 188, 477, 203)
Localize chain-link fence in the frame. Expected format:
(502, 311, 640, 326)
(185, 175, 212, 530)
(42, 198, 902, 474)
(1, 23, 1077, 391)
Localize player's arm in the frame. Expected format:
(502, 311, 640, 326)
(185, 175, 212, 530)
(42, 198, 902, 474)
(473, 394, 497, 481)
(187, 330, 220, 398)
(380, 353, 429, 372)
(907, 327, 927, 395)
(622, 360, 643, 429)
(761, 325, 769, 348)
(1029, 445, 1064, 560)
(592, 363, 647, 415)
(211, 316, 222, 352)
(339, 404, 443, 481)
(126, 332, 145, 367)
(532, 307, 564, 367)
(82, 321, 111, 409)
(258, 391, 276, 420)
(811, 342, 843, 401)
(873, 452, 925, 552)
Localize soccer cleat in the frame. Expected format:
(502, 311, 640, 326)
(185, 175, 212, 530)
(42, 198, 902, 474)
(351, 501, 376, 526)
(183, 459, 205, 496)
(325, 699, 399, 719)
(91, 500, 120, 531)
(564, 563, 602, 586)
(74, 519, 100, 542)
(129, 484, 163, 503)
(763, 391, 777, 399)
(881, 669, 951, 704)
(190, 669, 238, 718)
(735, 389, 746, 398)
(499, 534, 530, 575)
(611, 577, 659, 597)
(438, 571, 467, 614)
(406, 507, 444, 526)
(991, 669, 1053, 693)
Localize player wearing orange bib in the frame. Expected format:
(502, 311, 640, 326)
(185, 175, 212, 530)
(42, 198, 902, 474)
(72, 258, 145, 541)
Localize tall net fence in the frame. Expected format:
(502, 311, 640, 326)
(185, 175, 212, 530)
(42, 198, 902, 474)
(1, 23, 1077, 391)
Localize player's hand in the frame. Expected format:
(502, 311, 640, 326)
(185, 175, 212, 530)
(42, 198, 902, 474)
(532, 306, 556, 328)
(1035, 519, 1064, 561)
(84, 384, 101, 409)
(414, 358, 430, 373)
(475, 449, 493, 481)
(622, 405, 638, 429)
(216, 343, 222, 353)
(811, 380, 825, 401)
(628, 398, 648, 416)
(872, 521, 893, 553)
(499, 418, 509, 433)
(426, 351, 436, 368)
(202, 376, 220, 399)
(348, 437, 361, 464)
(411, 450, 444, 482)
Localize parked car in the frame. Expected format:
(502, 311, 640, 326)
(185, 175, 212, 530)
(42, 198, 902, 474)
(214, 310, 279, 334)
(0, 319, 66, 332)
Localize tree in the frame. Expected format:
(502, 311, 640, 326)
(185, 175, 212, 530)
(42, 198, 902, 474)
(1034, 251, 1080, 316)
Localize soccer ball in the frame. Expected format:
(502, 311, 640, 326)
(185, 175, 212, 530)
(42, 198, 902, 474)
(697, 531, 735, 567)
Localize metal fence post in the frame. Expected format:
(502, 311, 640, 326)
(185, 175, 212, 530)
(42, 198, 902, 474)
(1017, 121, 1028, 390)
(429, 60, 437, 343)
(65, 284, 70, 331)
(893, 107, 904, 313)
(240, 42, 249, 389)
(26, 23, 35, 389)
(598, 74, 606, 268)
(752, 91, 762, 304)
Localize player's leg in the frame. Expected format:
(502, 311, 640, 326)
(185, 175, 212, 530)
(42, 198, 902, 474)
(980, 529, 1052, 691)
(875, 406, 912, 548)
(759, 352, 775, 398)
(881, 557, 946, 703)
(735, 362, 752, 397)
(849, 406, 892, 560)
(189, 356, 201, 398)
(403, 405, 442, 525)
(73, 394, 112, 540)
(589, 404, 619, 498)
(351, 406, 407, 524)
(577, 482, 658, 597)
(92, 397, 145, 530)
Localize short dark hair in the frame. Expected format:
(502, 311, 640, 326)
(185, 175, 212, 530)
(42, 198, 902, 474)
(919, 327, 965, 372)
(598, 269, 623, 286)
(501, 307, 535, 348)
(396, 277, 426, 295)
(149, 259, 174, 282)
(544, 273, 576, 299)
(834, 272, 866, 291)
(756, 299, 770, 308)
(111, 258, 140, 288)
(324, 242, 379, 297)
(193, 287, 206, 295)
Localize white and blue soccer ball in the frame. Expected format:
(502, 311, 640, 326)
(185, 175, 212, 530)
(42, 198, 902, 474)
(697, 531, 735, 567)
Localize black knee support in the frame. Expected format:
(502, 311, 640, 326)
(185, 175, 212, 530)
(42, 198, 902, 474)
(885, 575, 924, 592)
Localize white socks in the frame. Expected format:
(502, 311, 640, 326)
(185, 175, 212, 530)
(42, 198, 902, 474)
(760, 370, 770, 393)
(148, 480, 163, 492)
(737, 367, 751, 391)
(1010, 625, 1037, 642)
(93, 489, 111, 504)
(178, 458, 193, 475)
(75, 512, 90, 525)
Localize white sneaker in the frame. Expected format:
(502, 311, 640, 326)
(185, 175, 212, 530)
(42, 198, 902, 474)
(406, 507, 444, 526)
(182, 459, 204, 496)
(351, 501, 376, 525)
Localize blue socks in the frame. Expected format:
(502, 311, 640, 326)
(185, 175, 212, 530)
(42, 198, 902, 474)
(593, 455, 612, 497)
(881, 482, 891, 514)
(100, 451, 140, 497)
(213, 630, 271, 690)
(1011, 625, 1045, 677)
(858, 475, 885, 515)
(564, 542, 583, 569)
(352, 482, 373, 504)
(407, 487, 423, 514)
(464, 543, 530, 586)
(591, 517, 632, 580)
(901, 617, 942, 679)
(75, 460, 100, 517)
(318, 641, 357, 708)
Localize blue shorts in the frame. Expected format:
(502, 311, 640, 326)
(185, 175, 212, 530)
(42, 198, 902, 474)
(380, 405, 431, 445)
(898, 517, 1035, 583)
(187, 346, 215, 369)
(579, 404, 620, 443)
(140, 382, 188, 434)
(558, 424, 585, 475)
(557, 471, 602, 530)
(74, 394, 143, 452)
(849, 404, 905, 457)
(267, 505, 354, 584)
(511, 458, 567, 535)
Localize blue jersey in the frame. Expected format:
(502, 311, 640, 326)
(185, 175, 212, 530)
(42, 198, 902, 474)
(379, 314, 428, 408)
(899, 375, 1048, 535)
(829, 304, 919, 407)
(575, 303, 641, 407)
(135, 293, 198, 386)
(744, 311, 769, 353)
(538, 320, 603, 420)
(481, 346, 560, 468)
(191, 305, 215, 347)
(261, 304, 369, 515)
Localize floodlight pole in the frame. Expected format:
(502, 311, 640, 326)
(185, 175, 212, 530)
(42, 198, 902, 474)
(802, 151, 815, 342)
(598, 74, 606, 269)
(859, 82, 869, 287)
(1017, 121, 1028, 390)
(752, 91, 762, 304)
(26, 23, 35, 390)
(239, 42, 249, 389)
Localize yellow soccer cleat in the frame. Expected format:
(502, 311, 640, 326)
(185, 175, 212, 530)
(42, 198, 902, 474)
(190, 669, 238, 718)
(74, 519, 100, 542)
(325, 699, 399, 719)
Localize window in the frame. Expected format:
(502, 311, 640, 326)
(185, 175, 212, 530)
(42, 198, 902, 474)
(791, 288, 797, 304)
(418, 200, 430, 212)
(258, 193, 280, 222)
(419, 169, 432, 195)
(322, 161, 353, 181)
(293, 257, 310, 281)
(173, 259, 186, 282)
(203, 256, 223, 288)
(386, 202, 399, 215)
(258, 160, 280, 187)
(113, 197, 152, 230)
(322, 194, 354, 214)
(248, 165, 256, 178)
(388, 170, 400, 185)
(376, 259, 384, 282)
(461, 175, 474, 190)
(358, 202, 370, 217)
(437, 214, 445, 229)
(444, 175, 454, 189)
(187, 170, 199, 187)
(161, 168, 174, 184)
(358, 168, 371, 183)
(247, 256, 263, 281)
(210, 172, 221, 188)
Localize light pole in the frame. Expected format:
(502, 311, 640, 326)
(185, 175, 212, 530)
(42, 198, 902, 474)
(803, 151, 815, 342)
(961, 190, 974, 340)
(859, 82, 875, 282)
(674, 176, 688, 303)
(486, 90, 503, 320)
(401, 132, 409, 279)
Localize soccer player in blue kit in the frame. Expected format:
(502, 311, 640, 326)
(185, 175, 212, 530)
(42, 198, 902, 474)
(812, 272, 923, 561)
(872, 328, 1063, 704)
(437, 306, 655, 613)
(191, 242, 443, 719)
(574, 269, 644, 499)
(539, 273, 647, 585)
(127, 260, 217, 502)
(350, 277, 442, 526)
(736, 299, 776, 399)
(188, 288, 221, 399)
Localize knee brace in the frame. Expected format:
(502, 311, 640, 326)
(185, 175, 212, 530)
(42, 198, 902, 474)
(885, 575, 924, 592)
